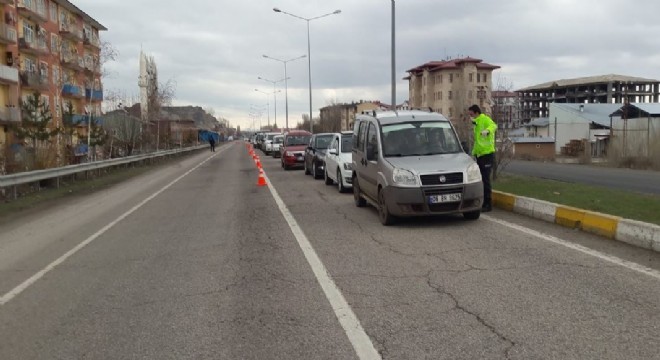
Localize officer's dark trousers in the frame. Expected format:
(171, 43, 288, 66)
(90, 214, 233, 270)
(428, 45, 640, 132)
(476, 153, 494, 208)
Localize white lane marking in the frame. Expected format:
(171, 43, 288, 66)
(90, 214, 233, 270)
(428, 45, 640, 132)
(262, 171, 382, 360)
(0, 147, 228, 306)
(484, 215, 660, 281)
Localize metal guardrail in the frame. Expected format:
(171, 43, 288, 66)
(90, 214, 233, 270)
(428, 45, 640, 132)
(0, 145, 206, 188)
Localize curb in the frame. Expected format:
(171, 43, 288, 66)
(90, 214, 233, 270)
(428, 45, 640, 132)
(492, 191, 660, 253)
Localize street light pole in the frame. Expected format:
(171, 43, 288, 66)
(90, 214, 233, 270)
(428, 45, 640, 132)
(391, 0, 396, 111)
(258, 76, 287, 128)
(263, 55, 305, 131)
(254, 92, 270, 127)
(273, 8, 341, 133)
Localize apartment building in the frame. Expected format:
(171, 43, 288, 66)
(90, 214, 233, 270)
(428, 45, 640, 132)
(0, 0, 106, 167)
(491, 90, 523, 129)
(516, 74, 660, 122)
(405, 57, 500, 122)
(319, 100, 388, 131)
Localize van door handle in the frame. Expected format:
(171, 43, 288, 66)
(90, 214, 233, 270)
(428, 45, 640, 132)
(361, 159, 367, 166)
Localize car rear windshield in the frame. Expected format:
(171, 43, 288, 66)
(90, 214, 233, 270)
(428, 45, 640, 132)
(286, 135, 311, 146)
(381, 121, 461, 157)
(274, 136, 283, 144)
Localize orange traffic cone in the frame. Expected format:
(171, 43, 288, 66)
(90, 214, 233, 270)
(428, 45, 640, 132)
(257, 169, 267, 186)
(256, 159, 262, 169)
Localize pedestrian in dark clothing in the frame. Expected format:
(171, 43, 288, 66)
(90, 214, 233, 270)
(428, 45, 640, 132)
(209, 137, 216, 152)
(467, 104, 497, 212)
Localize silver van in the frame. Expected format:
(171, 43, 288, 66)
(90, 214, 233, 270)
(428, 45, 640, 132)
(352, 110, 483, 225)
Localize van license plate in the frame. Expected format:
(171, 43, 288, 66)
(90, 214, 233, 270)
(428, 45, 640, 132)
(428, 193, 462, 204)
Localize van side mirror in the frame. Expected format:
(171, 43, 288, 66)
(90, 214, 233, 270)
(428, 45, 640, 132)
(329, 148, 338, 155)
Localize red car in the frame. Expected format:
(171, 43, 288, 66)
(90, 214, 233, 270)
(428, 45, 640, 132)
(280, 130, 312, 170)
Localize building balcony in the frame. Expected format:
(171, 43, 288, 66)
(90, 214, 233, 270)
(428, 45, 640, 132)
(0, 64, 18, 84)
(0, 106, 19, 124)
(83, 33, 100, 49)
(85, 88, 103, 101)
(19, 71, 49, 91)
(16, 0, 48, 24)
(0, 106, 20, 123)
(18, 37, 49, 56)
(71, 114, 103, 126)
(60, 53, 85, 71)
(61, 83, 83, 98)
(0, 24, 17, 45)
(59, 23, 83, 42)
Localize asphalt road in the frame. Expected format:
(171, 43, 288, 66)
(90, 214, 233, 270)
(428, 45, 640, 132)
(503, 160, 660, 195)
(1, 142, 659, 360)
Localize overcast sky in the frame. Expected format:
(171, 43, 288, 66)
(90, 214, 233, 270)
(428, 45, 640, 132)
(75, 0, 660, 130)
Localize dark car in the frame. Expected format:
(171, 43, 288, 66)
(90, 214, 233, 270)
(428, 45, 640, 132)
(280, 130, 313, 170)
(304, 133, 334, 179)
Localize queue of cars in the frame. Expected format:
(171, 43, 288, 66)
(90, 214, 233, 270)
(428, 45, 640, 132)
(249, 109, 484, 225)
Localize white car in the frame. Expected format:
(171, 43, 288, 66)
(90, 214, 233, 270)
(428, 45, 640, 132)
(263, 132, 280, 155)
(271, 134, 284, 158)
(323, 131, 354, 192)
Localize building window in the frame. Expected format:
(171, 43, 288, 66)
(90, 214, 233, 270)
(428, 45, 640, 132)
(439, 74, 443, 83)
(449, 107, 453, 117)
(439, 91, 442, 100)
(41, 95, 50, 112)
(483, 74, 488, 83)
(448, 91, 452, 100)
(477, 73, 481, 82)
(35, 0, 47, 18)
(50, 34, 59, 53)
(469, 73, 473, 82)
(24, 57, 36, 72)
(50, 1, 58, 22)
(449, 74, 453, 83)
(23, 22, 35, 43)
(468, 90, 473, 99)
(53, 66, 60, 85)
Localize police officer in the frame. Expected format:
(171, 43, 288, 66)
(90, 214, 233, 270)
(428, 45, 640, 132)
(467, 104, 497, 212)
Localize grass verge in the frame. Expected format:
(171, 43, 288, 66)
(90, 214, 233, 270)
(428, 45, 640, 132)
(493, 173, 660, 226)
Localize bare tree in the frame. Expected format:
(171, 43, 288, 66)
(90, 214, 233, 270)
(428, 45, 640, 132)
(490, 76, 517, 180)
(145, 78, 177, 150)
(318, 101, 342, 133)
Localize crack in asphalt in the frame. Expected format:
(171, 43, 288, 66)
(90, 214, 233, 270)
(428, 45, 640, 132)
(425, 270, 517, 360)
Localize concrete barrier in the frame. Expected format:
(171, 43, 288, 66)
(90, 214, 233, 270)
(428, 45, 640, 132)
(493, 191, 660, 253)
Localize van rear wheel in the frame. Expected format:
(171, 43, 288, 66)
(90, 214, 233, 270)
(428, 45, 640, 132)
(353, 177, 366, 207)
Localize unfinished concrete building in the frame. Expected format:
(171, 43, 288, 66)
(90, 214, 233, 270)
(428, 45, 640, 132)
(516, 74, 660, 122)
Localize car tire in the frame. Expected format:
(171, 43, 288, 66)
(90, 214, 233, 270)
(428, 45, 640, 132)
(463, 210, 481, 220)
(304, 159, 310, 175)
(324, 167, 333, 185)
(353, 176, 366, 207)
(337, 169, 347, 193)
(378, 189, 396, 225)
